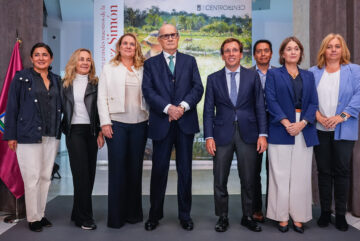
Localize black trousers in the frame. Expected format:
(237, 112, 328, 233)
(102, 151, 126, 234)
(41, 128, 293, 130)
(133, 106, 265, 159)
(149, 121, 194, 221)
(106, 121, 148, 228)
(253, 151, 269, 213)
(213, 123, 258, 217)
(314, 130, 354, 215)
(66, 124, 98, 225)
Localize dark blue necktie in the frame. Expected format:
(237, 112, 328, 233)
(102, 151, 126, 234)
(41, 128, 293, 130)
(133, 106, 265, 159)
(230, 72, 238, 106)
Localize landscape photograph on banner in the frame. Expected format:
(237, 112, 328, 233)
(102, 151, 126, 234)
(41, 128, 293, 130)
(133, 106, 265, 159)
(125, 0, 252, 160)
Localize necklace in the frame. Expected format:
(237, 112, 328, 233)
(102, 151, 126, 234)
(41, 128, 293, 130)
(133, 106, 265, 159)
(289, 72, 298, 79)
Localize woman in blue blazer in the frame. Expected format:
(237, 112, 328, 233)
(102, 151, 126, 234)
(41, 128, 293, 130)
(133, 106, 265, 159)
(265, 37, 319, 233)
(309, 33, 360, 232)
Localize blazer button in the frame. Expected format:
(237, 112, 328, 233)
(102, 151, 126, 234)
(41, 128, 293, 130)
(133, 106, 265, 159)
(25, 79, 29, 82)
(19, 77, 23, 80)
(34, 99, 38, 102)
(38, 126, 42, 131)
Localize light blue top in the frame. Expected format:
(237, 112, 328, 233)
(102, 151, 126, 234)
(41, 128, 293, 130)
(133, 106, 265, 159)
(309, 63, 360, 141)
(256, 65, 272, 90)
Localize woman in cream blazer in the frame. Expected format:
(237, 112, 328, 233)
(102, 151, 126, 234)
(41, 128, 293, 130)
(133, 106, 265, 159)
(97, 33, 148, 229)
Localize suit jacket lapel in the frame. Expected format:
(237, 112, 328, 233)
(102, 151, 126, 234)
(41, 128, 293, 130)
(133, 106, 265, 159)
(338, 64, 350, 104)
(236, 66, 247, 106)
(158, 53, 172, 94)
(299, 69, 308, 107)
(280, 66, 295, 103)
(84, 82, 96, 98)
(217, 68, 232, 105)
(174, 52, 184, 84)
(64, 85, 74, 107)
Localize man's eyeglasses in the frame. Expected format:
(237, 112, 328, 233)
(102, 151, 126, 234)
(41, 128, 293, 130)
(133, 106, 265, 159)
(159, 33, 179, 40)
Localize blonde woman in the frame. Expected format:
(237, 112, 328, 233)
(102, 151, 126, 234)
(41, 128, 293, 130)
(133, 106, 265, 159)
(62, 48, 104, 230)
(309, 33, 360, 231)
(97, 33, 148, 228)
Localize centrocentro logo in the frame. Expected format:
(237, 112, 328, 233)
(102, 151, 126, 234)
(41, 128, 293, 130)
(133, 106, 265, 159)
(196, 4, 246, 11)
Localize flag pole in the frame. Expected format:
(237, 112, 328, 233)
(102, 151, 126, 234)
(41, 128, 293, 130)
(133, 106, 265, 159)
(2, 34, 25, 223)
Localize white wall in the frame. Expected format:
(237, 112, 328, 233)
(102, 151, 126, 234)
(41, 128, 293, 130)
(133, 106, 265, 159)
(252, 0, 293, 67)
(60, 21, 94, 75)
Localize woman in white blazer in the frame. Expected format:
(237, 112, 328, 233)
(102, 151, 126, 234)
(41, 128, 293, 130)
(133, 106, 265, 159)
(97, 33, 148, 228)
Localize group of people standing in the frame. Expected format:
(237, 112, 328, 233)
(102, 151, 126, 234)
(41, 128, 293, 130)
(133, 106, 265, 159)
(3, 23, 360, 235)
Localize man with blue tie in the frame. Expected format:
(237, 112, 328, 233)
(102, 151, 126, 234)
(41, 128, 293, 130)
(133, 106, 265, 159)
(142, 24, 203, 231)
(203, 38, 267, 232)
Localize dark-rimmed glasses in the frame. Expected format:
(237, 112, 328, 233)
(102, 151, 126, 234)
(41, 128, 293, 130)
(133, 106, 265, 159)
(159, 33, 179, 40)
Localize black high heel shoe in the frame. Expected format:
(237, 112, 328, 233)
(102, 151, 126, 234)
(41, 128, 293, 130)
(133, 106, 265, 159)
(292, 223, 304, 233)
(277, 222, 289, 233)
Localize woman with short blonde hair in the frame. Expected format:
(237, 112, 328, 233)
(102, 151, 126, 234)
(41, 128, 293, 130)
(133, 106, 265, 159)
(309, 33, 360, 231)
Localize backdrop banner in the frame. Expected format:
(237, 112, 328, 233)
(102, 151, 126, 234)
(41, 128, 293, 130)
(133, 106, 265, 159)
(124, 0, 252, 160)
(94, 0, 124, 75)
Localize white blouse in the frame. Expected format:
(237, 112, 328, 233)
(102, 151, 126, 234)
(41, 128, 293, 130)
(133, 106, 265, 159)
(316, 70, 340, 131)
(110, 70, 148, 123)
(71, 74, 90, 124)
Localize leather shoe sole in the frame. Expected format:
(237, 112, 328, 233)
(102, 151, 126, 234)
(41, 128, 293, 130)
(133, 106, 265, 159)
(180, 219, 194, 230)
(145, 220, 159, 231)
(29, 221, 43, 232)
(241, 218, 262, 232)
(215, 219, 229, 232)
(40, 217, 52, 227)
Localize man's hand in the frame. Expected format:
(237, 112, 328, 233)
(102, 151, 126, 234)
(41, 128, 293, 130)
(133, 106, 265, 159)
(257, 136, 267, 154)
(101, 124, 113, 138)
(206, 138, 216, 156)
(168, 105, 184, 122)
(8, 140, 17, 151)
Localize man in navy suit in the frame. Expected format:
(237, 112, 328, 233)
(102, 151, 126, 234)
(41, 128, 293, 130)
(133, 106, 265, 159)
(203, 38, 267, 232)
(142, 24, 203, 231)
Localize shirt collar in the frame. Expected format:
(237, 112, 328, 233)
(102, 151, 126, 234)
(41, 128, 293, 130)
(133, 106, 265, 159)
(255, 64, 271, 72)
(225, 66, 240, 74)
(163, 50, 177, 59)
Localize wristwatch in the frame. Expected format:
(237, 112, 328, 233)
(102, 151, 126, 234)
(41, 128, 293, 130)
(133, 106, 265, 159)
(302, 119, 308, 125)
(340, 112, 348, 121)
